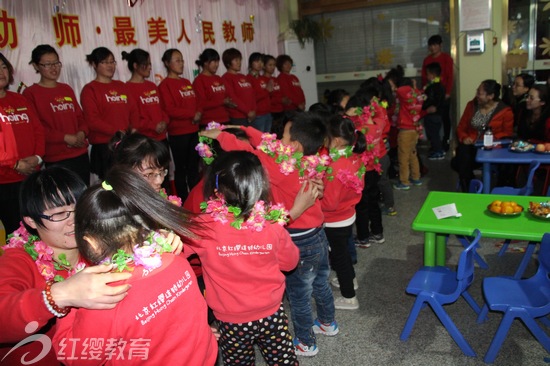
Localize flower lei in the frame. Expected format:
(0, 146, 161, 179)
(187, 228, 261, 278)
(345, 101, 383, 173)
(4, 223, 86, 282)
(100, 231, 172, 272)
(200, 192, 289, 231)
(196, 121, 225, 165)
(401, 87, 425, 138)
(329, 146, 366, 194)
(257, 133, 332, 180)
(159, 188, 182, 207)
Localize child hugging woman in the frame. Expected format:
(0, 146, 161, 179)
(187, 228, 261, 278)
(52, 167, 217, 365)
(188, 150, 300, 365)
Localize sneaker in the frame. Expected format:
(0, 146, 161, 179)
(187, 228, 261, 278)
(393, 182, 411, 190)
(331, 277, 359, 290)
(312, 319, 339, 336)
(368, 234, 385, 244)
(383, 206, 397, 216)
(334, 295, 359, 310)
(410, 179, 423, 186)
(293, 337, 319, 357)
(428, 152, 445, 160)
(354, 237, 371, 248)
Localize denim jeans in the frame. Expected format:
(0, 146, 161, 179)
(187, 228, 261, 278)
(251, 113, 273, 132)
(285, 228, 335, 346)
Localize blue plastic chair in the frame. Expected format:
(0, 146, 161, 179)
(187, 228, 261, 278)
(491, 160, 540, 196)
(400, 229, 483, 357)
(477, 232, 550, 363)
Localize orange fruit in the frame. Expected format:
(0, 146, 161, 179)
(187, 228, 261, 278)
(492, 200, 502, 206)
(490, 204, 501, 213)
(503, 206, 514, 214)
(513, 206, 522, 213)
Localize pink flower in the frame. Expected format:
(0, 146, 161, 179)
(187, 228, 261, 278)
(36, 261, 55, 281)
(134, 245, 162, 270)
(168, 195, 183, 207)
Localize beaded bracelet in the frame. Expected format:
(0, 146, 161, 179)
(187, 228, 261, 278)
(42, 281, 70, 318)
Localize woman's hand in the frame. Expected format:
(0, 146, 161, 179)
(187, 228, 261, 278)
(199, 129, 221, 139)
(50, 264, 132, 310)
(15, 156, 40, 175)
(463, 137, 474, 145)
(289, 180, 320, 221)
(160, 229, 183, 256)
(155, 121, 168, 134)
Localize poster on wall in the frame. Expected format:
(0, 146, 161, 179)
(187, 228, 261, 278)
(459, 0, 491, 32)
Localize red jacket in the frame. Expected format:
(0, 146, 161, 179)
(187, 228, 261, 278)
(277, 73, 305, 111)
(23, 83, 89, 162)
(126, 81, 168, 141)
(0, 91, 45, 183)
(421, 51, 454, 96)
(53, 254, 217, 366)
(80, 80, 139, 144)
(158, 77, 199, 136)
(222, 72, 256, 119)
(218, 127, 325, 229)
(0, 248, 68, 365)
(189, 214, 299, 323)
(396, 86, 424, 131)
(192, 73, 229, 125)
(322, 151, 364, 225)
(247, 74, 271, 116)
(456, 99, 514, 143)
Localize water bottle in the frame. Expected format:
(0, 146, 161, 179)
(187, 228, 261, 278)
(483, 126, 493, 150)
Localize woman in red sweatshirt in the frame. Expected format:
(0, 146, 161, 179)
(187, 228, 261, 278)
(0, 53, 45, 233)
(221, 48, 256, 126)
(158, 48, 200, 200)
(276, 54, 306, 112)
(23, 44, 90, 185)
(263, 54, 284, 135)
(80, 47, 139, 180)
(193, 48, 232, 126)
(247, 52, 272, 132)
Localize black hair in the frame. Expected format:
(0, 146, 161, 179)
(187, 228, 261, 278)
(203, 151, 270, 221)
(222, 48, 242, 69)
(399, 77, 414, 88)
(161, 48, 181, 71)
(276, 55, 293, 72)
(428, 34, 443, 45)
(359, 77, 382, 96)
(20, 167, 87, 235)
(425, 62, 441, 77)
(85, 47, 114, 66)
(121, 48, 150, 72)
(325, 89, 350, 113)
(110, 132, 170, 171)
(347, 87, 378, 110)
(480, 79, 502, 101)
(289, 112, 327, 156)
(516, 73, 535, 89)
(262, 54, 275, 65)
(30, 45, 59, 67)
(195, 48, 220, 68)
(248, 52, 263, 70)
(75, 167, 196, 265)
(0, 53, 14, 88)
(309, 102, 332, 114)
(327, 115, 366, 154)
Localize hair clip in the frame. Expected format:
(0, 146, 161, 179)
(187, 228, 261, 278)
(215, 174, 219, 190)
(102, 181, 113, 191)
(114, 140, 121, 149)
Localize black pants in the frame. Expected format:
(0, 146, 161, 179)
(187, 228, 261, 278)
(326, 225, 356, 298)
(451, 143, 477, 192)
(424, 114, 443, 153)
(0, 181, 22, 234)
(168, 133, 200, 202)
(355, 170, 383, 240)
(90, 143, 113, 180)
(45, 152, 91, 186)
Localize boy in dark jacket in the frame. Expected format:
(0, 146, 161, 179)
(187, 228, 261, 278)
(422, 62, 447, 160)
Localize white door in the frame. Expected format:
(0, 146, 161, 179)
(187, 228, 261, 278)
(283, 40, 319, 110)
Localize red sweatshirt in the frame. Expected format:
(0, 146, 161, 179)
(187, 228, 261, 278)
(396, 86, 424, 130)
(421, 51, 454, 96)
(267, 75, 283, 113)
(53, 254, 217, 366)
(277, 73, 305, 111)
(158, 77, 198, 136)
(322, 151, 364, 226)
(125, 81, 168, 141)
(0, 248, 68, 365)
(189, 214, 298, 323)
(23, 83, 89, 162)
(222, 72, 256, 119)
(80, 80, 139, 144)
(0, 91, 45, 183)
(218, 126, 324, 229)
(192, 73, 229, 125)
(247, 74, 271, 116)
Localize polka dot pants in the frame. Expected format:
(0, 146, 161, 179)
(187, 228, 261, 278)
(218, 304, 298, 365)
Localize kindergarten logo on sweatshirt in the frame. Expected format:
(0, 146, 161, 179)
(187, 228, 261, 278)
(0, 105, 30, 124)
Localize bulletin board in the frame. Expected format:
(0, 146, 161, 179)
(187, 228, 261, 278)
(459, 0, 492, 32)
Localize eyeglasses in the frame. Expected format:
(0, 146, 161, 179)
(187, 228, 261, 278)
(38, 210, 74, 222)
(99, 60, 117, 65)
(142, 169, 168, 181)
(38, 61, 62, 69)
